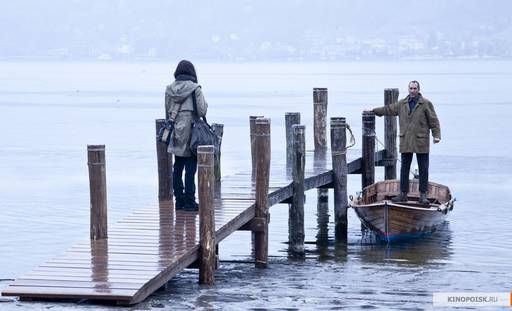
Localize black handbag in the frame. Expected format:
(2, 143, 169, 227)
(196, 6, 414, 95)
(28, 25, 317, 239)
(189, 90, 219, 156)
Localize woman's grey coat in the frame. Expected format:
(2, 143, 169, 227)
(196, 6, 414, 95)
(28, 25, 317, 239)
(165, 80, 208, 157)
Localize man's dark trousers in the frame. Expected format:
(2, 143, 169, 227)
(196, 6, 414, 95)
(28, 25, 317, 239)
(400, 153, 429, 194)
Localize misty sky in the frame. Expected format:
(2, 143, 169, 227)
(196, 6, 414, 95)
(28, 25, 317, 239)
(1, 0, 511, 60)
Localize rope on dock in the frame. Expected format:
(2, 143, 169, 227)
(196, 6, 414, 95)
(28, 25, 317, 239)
(346, 124, 356, 149)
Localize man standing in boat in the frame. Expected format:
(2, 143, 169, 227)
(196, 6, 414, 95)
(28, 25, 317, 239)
(368, 81, 441, 204)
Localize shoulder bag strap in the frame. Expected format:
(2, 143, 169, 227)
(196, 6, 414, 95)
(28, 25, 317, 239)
(169, 100, 183, 122)
(191, 89, 210, 126)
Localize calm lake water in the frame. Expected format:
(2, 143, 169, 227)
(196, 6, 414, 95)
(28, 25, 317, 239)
(1, 60, 511, 310)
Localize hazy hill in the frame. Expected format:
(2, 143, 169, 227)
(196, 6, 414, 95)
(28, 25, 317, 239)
(1, 0, 511, 60)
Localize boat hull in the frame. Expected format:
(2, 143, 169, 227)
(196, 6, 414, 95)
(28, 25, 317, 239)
(353, 202, 447, 242)
(350, 180, 454, 242)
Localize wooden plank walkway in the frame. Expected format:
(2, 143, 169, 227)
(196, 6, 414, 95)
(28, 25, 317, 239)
(2, 150, 357, 305)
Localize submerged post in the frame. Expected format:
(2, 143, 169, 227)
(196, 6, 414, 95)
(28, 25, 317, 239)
(156, 119, 173, 201)
(250, 116, 263, 177)
(198, 145, 215, 284)
(330, 118, 348, 239)
(211, 123, 224, 184)
(87, 145, 107, 240)
(362, 111, 376, 189)
(384, 88, 399, 180)
(289, 124, 305, 254)
(285, 112, 301, 169)
(254, 118, 271, 268)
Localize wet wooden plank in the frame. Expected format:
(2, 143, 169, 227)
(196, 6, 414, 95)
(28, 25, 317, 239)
(16, 273, 147, 286)
(11, 279, 144, 290)
(2, 286, 136, 301)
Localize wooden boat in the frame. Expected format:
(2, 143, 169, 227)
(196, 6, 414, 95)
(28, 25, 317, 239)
(349, 179, 455, 242)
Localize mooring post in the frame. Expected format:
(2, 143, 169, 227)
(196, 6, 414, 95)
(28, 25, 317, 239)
(330, 118, 348, 239)
(285, 112, 301, 170)
(289, 124, 305, 254)
(314, 88, 329, 224)
(384, 88, 399, 180)
(254, 118, 271, 268)
(198, 145, 216, 284)
(155, 119, 173, 201)
(362, 111, 376, 189)
(313, 88, 328, 151)
(211, 123, 224, 184)
(87, 145, 107, 240)
(249, 116, 263, 254)
(250, 116, 263, 178)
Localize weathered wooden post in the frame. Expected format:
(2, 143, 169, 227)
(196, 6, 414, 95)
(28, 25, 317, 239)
(87, 145, 107, 240)
(211, 123, 224, 184)
(198, 145, 216, 284)
(362, 111, 376, 189)
(250, 116, 263, 178)
(314, 88, 329, 227)
(285, 112, 301, 170)
(384, 88, 399, 180)
(254, 118, 271, 268)
(289, 124, 305, 254)
(156, 119, 173, 201)
(330, 118, 348, 239)
(313, 88, 328, 151)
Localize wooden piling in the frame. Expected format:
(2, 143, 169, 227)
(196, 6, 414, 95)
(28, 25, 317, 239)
(155, 119, 173, 201)
(330, 118, 348, 239)
(362, 111, 376, 189)
(384, 88, 399, 180)
(254, 118, 271, 268)
(250, 116, 263, 177)
(87, 145, 107, 240)
(313, 88, 329, 230)
(313, 88, 328, 151)
(289, 124, 305, 254)
(198, 145, 215, 284)
(211, 123, 224, 183)
(285, 112, 301, 169)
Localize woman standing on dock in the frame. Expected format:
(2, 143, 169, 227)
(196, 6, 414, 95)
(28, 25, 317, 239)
(165, 60, 208, 211)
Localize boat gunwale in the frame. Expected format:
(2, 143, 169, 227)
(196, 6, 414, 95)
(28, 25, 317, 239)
(349, 201, 446, 212)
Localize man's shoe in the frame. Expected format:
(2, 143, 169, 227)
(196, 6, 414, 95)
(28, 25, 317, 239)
(418, 193, 429, 205)
(184, 201, 199, 211)
(391, 192, 408, 203)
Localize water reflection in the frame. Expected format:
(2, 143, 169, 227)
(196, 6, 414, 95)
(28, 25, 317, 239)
(355, 222, 453, 266)
(90, 238, 110, 292)
(158, 200, 175, 269)
(315, 187, 330, 260)
(310, 209, 452, 266)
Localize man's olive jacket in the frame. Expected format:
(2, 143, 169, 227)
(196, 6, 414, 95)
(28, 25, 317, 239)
(373, 94, 441, 154)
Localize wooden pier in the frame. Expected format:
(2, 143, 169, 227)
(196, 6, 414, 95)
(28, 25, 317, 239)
(1, 88, 399, 305)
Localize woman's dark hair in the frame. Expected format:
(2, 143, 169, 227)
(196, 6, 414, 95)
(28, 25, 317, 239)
(174, 60, 197, 82)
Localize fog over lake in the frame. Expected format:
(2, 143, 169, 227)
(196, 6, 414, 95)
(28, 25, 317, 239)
(1, 1, 511, 310)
